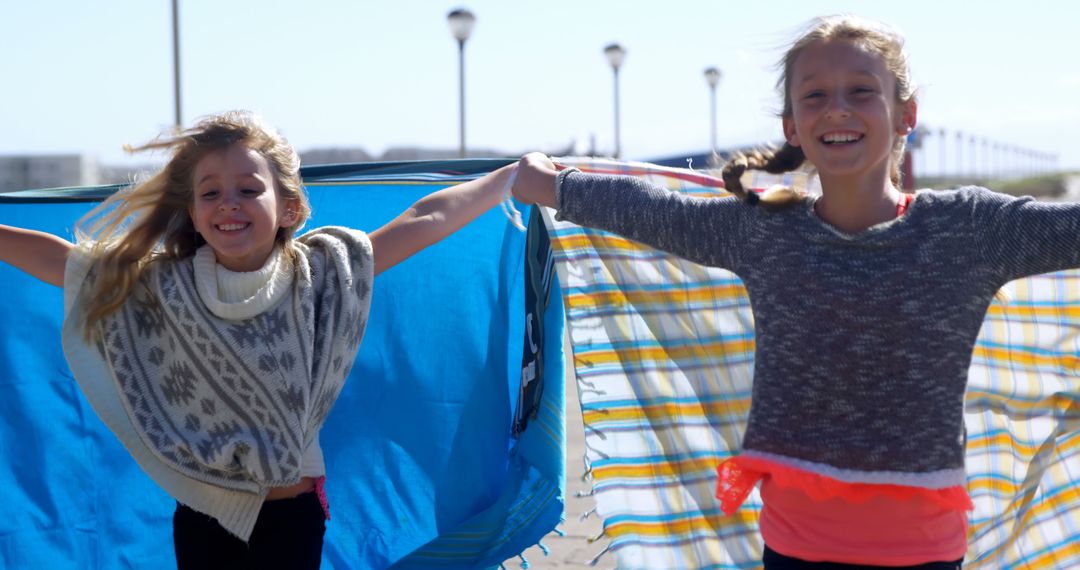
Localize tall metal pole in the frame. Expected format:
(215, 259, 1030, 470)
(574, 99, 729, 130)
(613, 66, 621, 159)
(447, 9, 475, 159)
(704, 67, 721, 155)
(457, 39, 466, 158)
(955, 131, 963, 178)
(969, 135, 977, 180)
(709, 84, 716, 153)
(172, 0, 182, 131)
(939, 128, 946, 178)
(993, 143, 1000, 180)
(604, 43, 626, 159)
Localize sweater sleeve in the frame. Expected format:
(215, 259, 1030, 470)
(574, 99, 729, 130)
(297, 226, 374, 304)
(555, 169, 748, 270)
(973, 188, 1080, 281)
(62, 242, 97, 318)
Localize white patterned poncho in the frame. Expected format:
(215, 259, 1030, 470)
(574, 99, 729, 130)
(61, 227, 373, 540)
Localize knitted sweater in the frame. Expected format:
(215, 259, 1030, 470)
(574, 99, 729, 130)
(556, 169, 1080, 491)
(62, 227, 373, 540)
(201, 246, 328, 479)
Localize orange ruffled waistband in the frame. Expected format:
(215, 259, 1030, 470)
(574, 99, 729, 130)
(715, 455, 974, 516)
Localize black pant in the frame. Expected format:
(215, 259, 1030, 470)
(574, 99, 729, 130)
(764, 545, 963, 570)
(173, 492, 326, 570)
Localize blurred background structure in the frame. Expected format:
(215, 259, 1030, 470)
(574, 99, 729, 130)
(1, 0, 1075, 196)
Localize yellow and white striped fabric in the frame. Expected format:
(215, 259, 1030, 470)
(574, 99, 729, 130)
(543, 157, 1079, 570)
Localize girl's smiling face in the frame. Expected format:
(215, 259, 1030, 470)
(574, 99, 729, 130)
(782, 39, 916, 185)
(189, 143, 299, 272)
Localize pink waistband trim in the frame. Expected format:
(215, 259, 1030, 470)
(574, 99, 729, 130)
(716, 456, 973, 516)
(315, 476, 331, 520)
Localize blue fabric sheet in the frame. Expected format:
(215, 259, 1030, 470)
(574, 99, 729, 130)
(0, 160, 564, 569)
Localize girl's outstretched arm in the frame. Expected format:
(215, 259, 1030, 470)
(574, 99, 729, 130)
(369, 163, 516, 276)
(0, 224, 72, 287)
(510, 152, 746, 270)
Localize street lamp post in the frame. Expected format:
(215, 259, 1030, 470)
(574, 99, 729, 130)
(604, 43, 626, 159)
(172, 0, 182, 131)
(939, 127, 947, 178)
(993, 142, 1000, 180)
(447, 8, 476, 158)
(703, 67, 721, 155)
(955, 130, 963, 178)
(969, 135, 977, 180)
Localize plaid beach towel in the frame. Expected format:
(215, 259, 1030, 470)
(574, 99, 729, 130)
(544, 157, 1079, 569)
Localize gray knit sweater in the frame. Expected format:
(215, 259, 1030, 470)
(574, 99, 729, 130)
(556, 169, 1080, 489)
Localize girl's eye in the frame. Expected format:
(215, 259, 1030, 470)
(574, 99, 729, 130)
(802, 91, 824, 100)
(852, 87, 875, 95)
(200, 190, 218, 199)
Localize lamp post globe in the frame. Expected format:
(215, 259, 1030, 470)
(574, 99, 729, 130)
(604, 43, 626, 69)
(447, 8, 475, 43)
(704, 66, 721, 87)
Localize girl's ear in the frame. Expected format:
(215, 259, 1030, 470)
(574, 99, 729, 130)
(898, 99, 918, 135)
(782, 115, 800, 147)
(279, 199, 301, 229)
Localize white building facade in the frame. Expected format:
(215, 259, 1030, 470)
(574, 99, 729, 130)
(0, 154, 101, 193)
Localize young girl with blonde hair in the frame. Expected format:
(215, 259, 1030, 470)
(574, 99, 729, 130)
(0, 110, 516, 569)
(513, 15, 1080, 569)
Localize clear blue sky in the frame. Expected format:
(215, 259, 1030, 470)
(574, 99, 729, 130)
(2, 0, 1078, 173)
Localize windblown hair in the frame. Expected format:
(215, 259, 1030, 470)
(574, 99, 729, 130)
(75, 111, 311, 336)
(721, 15, 917, 210)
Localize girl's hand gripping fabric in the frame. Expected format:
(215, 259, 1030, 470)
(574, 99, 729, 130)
(512, 153, 559, 208)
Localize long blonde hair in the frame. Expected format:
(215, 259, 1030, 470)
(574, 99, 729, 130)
(76, 111, 311, 334)
(721, 15, 917, 210)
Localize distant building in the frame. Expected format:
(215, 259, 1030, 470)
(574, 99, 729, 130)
(99, 163, 159, 187)
(299, 148, 374, 166)
(378, 146, 511, 161)
(301, 143, 577, 165)
(0, 154, 100, 193)
(0, 143, 580, 194)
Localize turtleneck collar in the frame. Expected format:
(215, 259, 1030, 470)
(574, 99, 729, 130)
(192, 244, 294, 320)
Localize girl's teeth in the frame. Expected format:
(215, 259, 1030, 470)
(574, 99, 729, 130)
(823, 133, 861, 143)
(218, 223, 246, 231)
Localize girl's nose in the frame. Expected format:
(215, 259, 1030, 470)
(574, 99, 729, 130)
(824, 99, 851, 120)
(218, 193, 240, 211)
